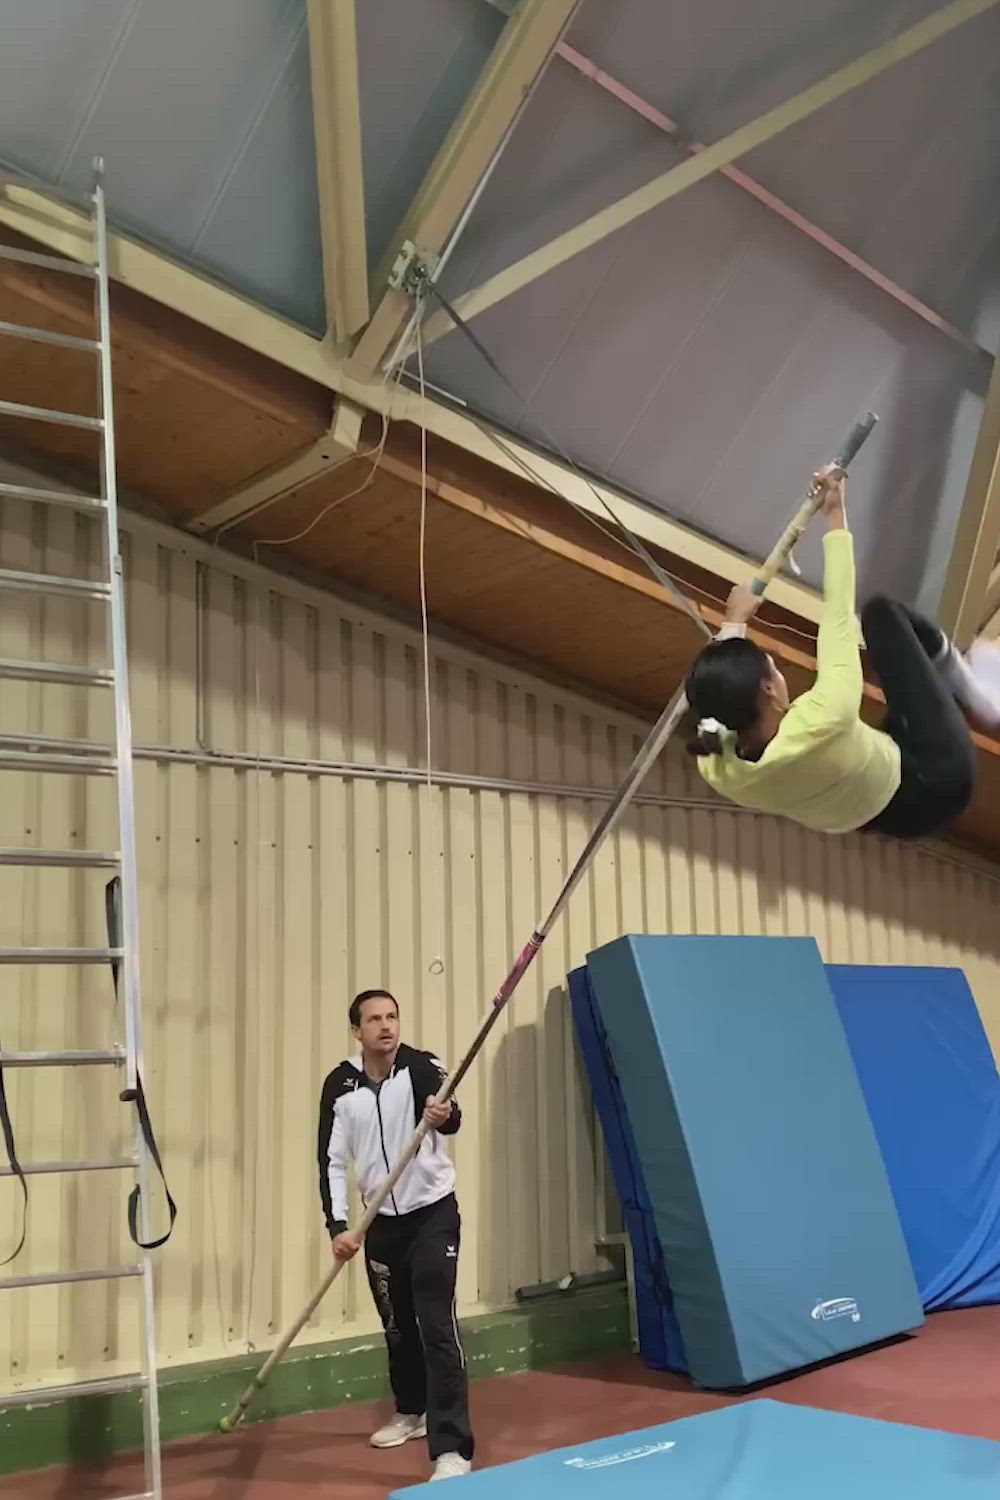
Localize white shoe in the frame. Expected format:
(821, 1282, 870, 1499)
(370, 1411, 427, 1448)
(430, 1452, 473, 1481)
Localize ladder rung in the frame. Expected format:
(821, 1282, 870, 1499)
(0, 656, 113, 686)
(0, 946, 124, 963)
(0, 397, 103, 431)
(0, 1265, 142, 1292)
(0, 478, 105, 511)
(0, 243, 97, 278)
(0, 1156, 136, 1178)
(0, 1048, 123, 1067)
(0, 1373, 148, 1408)
(0, 731, 116, 773)
(0, 747, 116, 775)
(0, 318, 100, 352)
(0, 730, 111, 754)
(0, 566, 110, 600)
(0, 847, 119, 868)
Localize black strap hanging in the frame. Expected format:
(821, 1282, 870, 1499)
(0, 1047, 27, 1266)
(105, 876, 177, 1250)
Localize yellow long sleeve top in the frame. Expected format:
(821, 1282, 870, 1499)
(697, 529, 901, 834)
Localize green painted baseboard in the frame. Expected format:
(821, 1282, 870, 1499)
(0, 1283, 629, 1477)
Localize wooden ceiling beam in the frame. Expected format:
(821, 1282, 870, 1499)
(981, 561, 1000, 638)
(188, 397, 367, 535)
(306, 0, 370, 340)
(938, 345, 1000, 645)
(377, 447, 858, 695)
(346, 0, 582, 379)
(0, 241, 329, 435)
(0, 178, 829, 626)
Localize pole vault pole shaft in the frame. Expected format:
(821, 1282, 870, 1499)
(219, 411, 878, 1433)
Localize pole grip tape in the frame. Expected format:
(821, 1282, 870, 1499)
(835, 411, 879, 469)
(492, 932, 545, 1007)
(749, 412, 878, 595)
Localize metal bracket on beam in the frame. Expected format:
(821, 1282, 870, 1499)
(387, 240, 439, 299)
(186, 397, 367, 535)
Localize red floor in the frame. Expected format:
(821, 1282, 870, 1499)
(5, 1306, 1000, 1500)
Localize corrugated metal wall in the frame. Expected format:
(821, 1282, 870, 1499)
(2, 495, 999, 1397)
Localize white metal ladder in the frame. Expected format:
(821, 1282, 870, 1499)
(0, 161, 162, 1500)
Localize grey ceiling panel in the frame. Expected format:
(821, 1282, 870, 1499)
(37, 0, 304, 242)
(0, 0, 498, 328)
(568, 0, 944, 143)
(0, 0, 500, 325)
(411, 55, 679, 430)
(0, 0, 322, 326)
(419, 46, 992, 612)
(598, 216, 891, 526)
(502, 182, 751, 477)
(357, 0, 505, 270)
(0, 0, 137, 179)
(565, 0, 1000, 345)
(737, 19, 1000, 340)
(191, 21, 325, 333)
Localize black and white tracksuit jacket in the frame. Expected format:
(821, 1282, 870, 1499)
(317, 1044, 461, 1236)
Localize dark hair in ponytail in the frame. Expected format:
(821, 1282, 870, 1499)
(684, 638, 771, 757)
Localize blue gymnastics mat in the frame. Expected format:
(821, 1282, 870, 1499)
(567, 961, 687, 1373)
(826, 965, 1000, 1310)
(581, 935, 923, 1387)
(390, 1400, 1000, 1497)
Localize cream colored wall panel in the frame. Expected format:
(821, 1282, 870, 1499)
(443, 785, 481, 1312)
(3, 489, 1000, 1398)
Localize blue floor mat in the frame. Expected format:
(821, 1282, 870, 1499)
(392, 1400, 1000, 1498)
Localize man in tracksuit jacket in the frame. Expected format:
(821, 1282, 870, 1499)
(317, 988, 474, 1483)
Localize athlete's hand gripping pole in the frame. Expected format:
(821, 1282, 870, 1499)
(749, 411, 877, 598)
(218, 410, 878, 1434)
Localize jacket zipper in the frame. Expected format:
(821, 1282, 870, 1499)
(374, 1079, 401, 1217)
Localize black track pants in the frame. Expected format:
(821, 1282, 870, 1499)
(860, 595, 975, 838)
(365, 1193, 474, 1462)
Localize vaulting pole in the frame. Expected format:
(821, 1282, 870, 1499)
(219, 412, 878, 1433)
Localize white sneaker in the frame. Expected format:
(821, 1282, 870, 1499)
(430, 1452, 473, 1481)
(370, 1411, 427, 1448)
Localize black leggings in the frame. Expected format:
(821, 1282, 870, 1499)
(860, 596, 975, 839)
